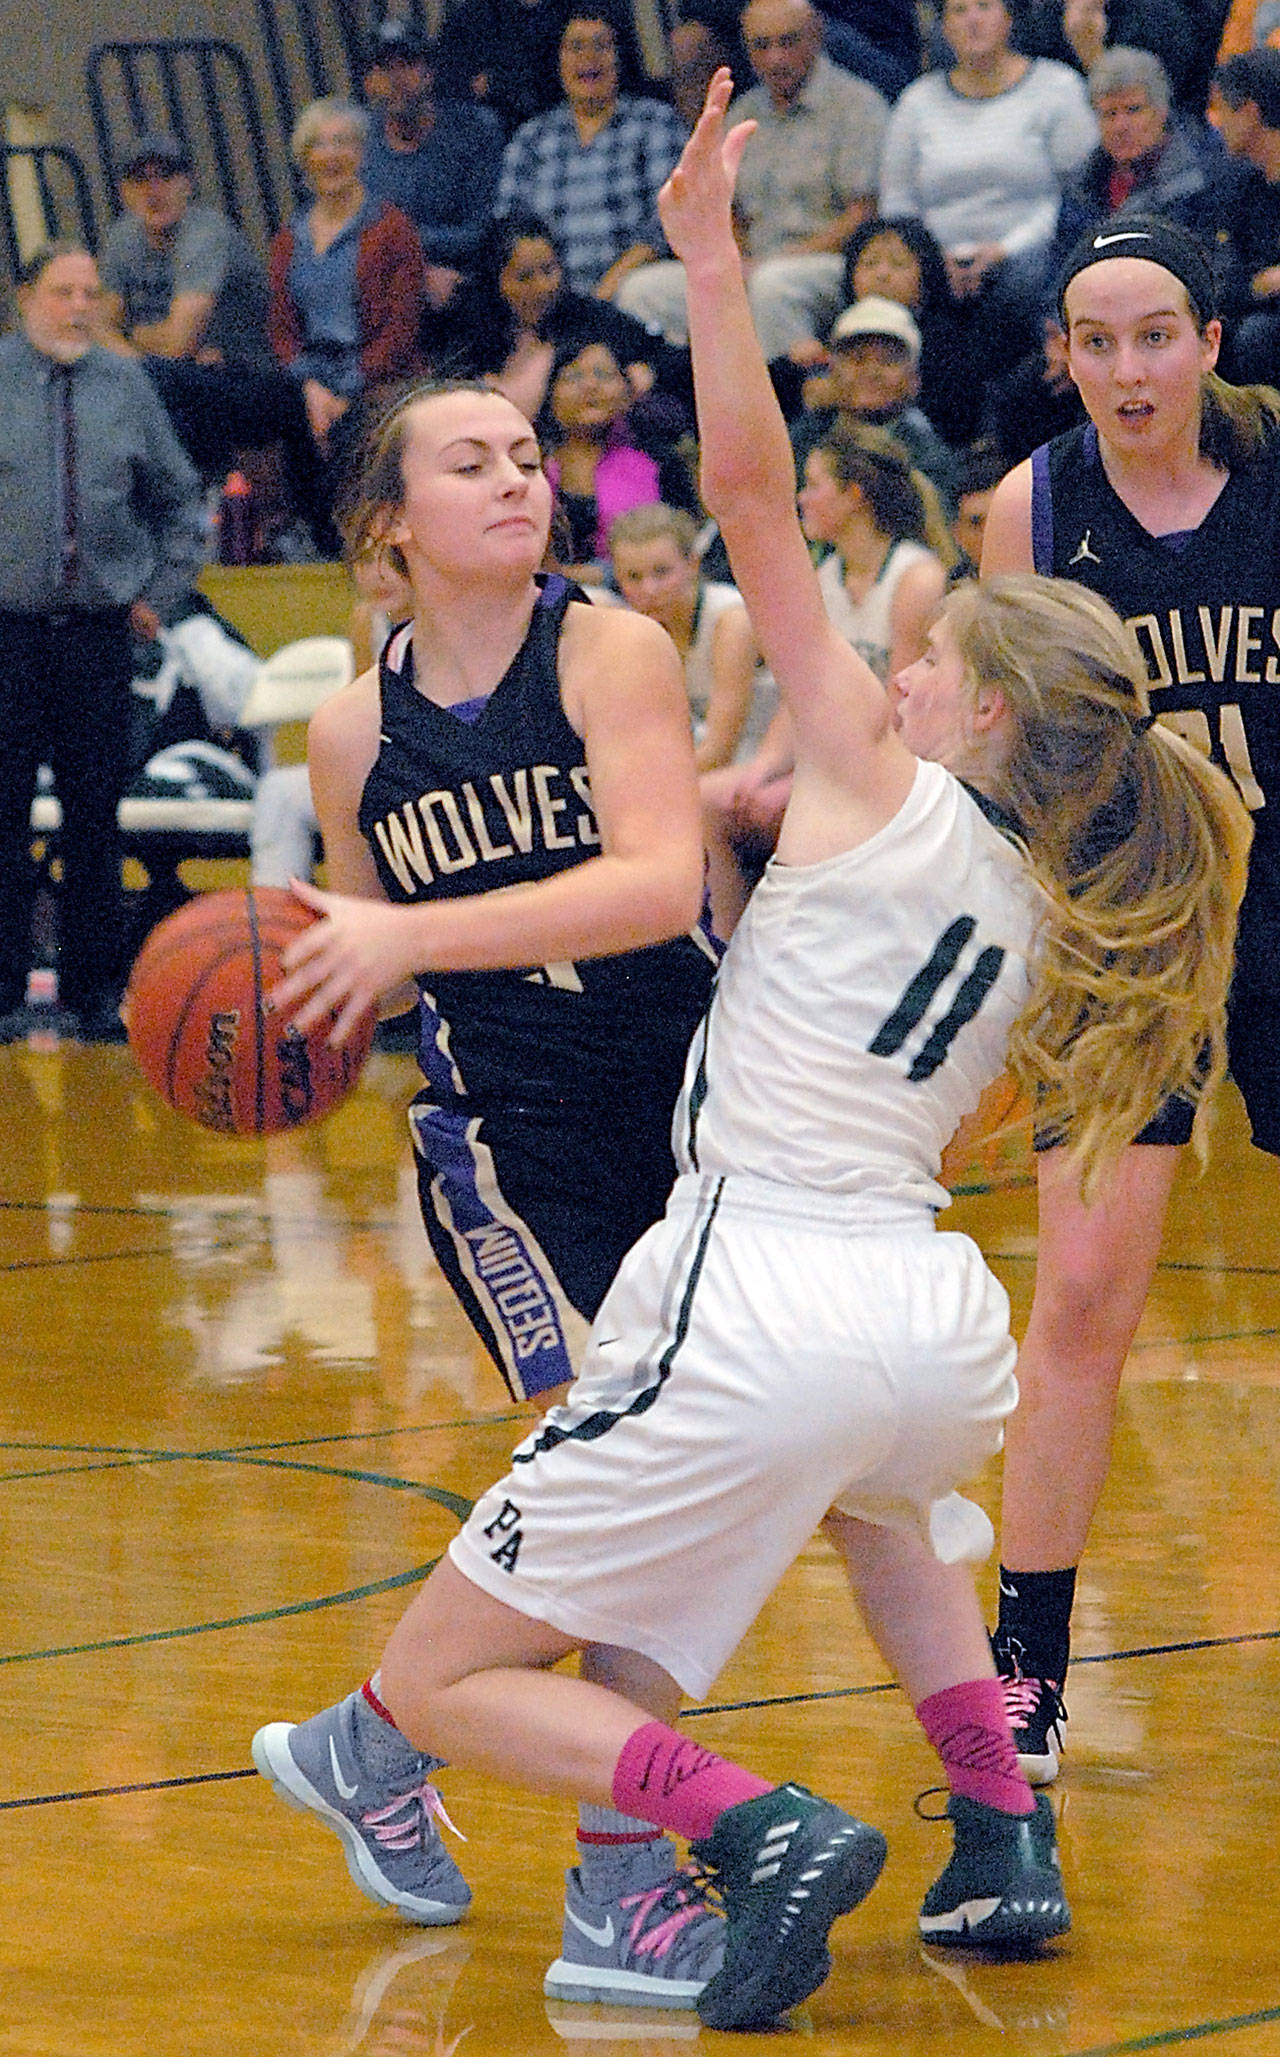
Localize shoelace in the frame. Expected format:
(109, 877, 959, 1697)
(912, 1785, 952, 1822)
(1000, 1674, 1065, 1730)
(620, 1864, 723, 1961)
(361, 1780, 467, 1852)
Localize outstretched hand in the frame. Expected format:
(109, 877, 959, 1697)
(269, 878, 420, 1045)
(657, 69, 755, 267)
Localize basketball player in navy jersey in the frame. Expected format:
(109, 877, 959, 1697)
(250, 378, 725, 2005)
(980, 216, 1280, 1780)
(253, 91, 1246, 2029)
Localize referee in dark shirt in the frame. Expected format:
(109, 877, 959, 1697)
(0, 241, 206, 1042)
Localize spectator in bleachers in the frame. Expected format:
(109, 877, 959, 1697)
(101, 133, 268, 369)
(794, 213, 982, 445)
(1208, 48, 1280, 376)
(790, 296, 961, 507)
(608, 502, 770, 769)
(879, 0, 1097, 373)
(1216, 0, 1280, 63)
(539, 337, 698, 580)
(267, 99, 425, 498)
(668, 0, 752, 127)
(1045, 48, 1216, 286)
(97, 131, 327, 554)
(437, 208, 691, 422)
(617, 0, 888, 357)
(493, 9, 686, 299)
(946, 438, 1009, 577)
(1015, 0, 1207, 115)
(0, 243, 205, 1043)
(357, 19, 505, 332)
(977, 310, 1086, 462)
(433, 0, 574, 135)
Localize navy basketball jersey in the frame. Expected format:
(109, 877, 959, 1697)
(358, 575, 716, 1115)
(1031, 423, 1280, 857)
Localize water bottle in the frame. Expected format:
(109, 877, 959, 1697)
(217, 470, 257, 566)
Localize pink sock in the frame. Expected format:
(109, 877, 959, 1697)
(611, 1722, 774, 1841)
(916, 1678, 1035, 1815)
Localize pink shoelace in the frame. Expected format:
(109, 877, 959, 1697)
(1001, 1674, 1060, 1727)
(619, 1868, 722, 1962)
(360, 1780, 467, 1852)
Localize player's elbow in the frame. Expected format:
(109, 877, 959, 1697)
(631, 851, 706, 942)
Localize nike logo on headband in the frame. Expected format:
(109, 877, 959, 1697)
(1090, 230, 1153, 248)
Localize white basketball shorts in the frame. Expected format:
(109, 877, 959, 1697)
(449, 1171, 1018, 1698)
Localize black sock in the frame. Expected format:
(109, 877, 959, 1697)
(992, 1565, 1077, 1686)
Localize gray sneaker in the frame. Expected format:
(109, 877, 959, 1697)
(251, 1692, 471, 1924)
(543, 1851, 725, 2009)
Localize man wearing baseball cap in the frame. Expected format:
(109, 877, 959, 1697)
(101, 132, 269, 370)
(96, 130, 328, 551)
(792, 294, 960, 505)
(358, 18, 504, 316)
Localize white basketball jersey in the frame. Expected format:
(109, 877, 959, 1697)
(817, 538, 935, 681)
(675, 758, 1038, 1209)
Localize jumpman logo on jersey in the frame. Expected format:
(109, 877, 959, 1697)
(1070, 528, 1102, 566)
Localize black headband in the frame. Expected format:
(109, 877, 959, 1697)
(1056, 217, 1217, 326)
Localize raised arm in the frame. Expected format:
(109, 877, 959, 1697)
(658, 74, 910, 810)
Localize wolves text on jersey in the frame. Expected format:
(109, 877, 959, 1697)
(1127, 605, 1280, 693)
(371, 763, 600, 895)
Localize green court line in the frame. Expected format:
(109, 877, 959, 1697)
(0, 1442, 473, 1510)
(0, 1557, 437, 1666)
(1060, 2003, 1280, 2055)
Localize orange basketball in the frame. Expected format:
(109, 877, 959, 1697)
(125, 888, 375, 1135)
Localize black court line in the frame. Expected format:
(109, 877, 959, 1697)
(8, 1620, 1279, 1810)
(680, 1623, 1280, 1718)
(0, 1768, 258, 1811)
(1059, 2004, 1280, 2055)
(2, 1243, 183, 1273)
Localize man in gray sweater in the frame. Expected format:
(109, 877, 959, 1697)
(0, 242, 205, 1042)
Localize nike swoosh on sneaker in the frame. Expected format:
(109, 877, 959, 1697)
(329, 1735, 360, 1801)
(565, 1906, 616, 1948)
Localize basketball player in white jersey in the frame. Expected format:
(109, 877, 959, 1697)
(247, 79, 1247, 2031)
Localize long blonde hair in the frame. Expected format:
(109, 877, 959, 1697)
(945, 574, 1252, 1193)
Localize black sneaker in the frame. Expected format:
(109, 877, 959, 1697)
(1000, 1671, 1067, 1786)
(918, 1793, 1069, 1949)
(689, 1783, 887, 2030)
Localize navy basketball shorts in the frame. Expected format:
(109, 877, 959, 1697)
(449, 1171, 1019, 1699)
(1227, 862, 1280, 1156)
(410, 1094, 681, 1402)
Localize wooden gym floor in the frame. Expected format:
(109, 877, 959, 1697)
(2, 1032, 1278, 2057)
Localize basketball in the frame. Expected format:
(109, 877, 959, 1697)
(125, 887, 376, 1135)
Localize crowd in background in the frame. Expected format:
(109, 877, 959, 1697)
(6, 0, 1280, 1038)
(47, 0, 1280, 571)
